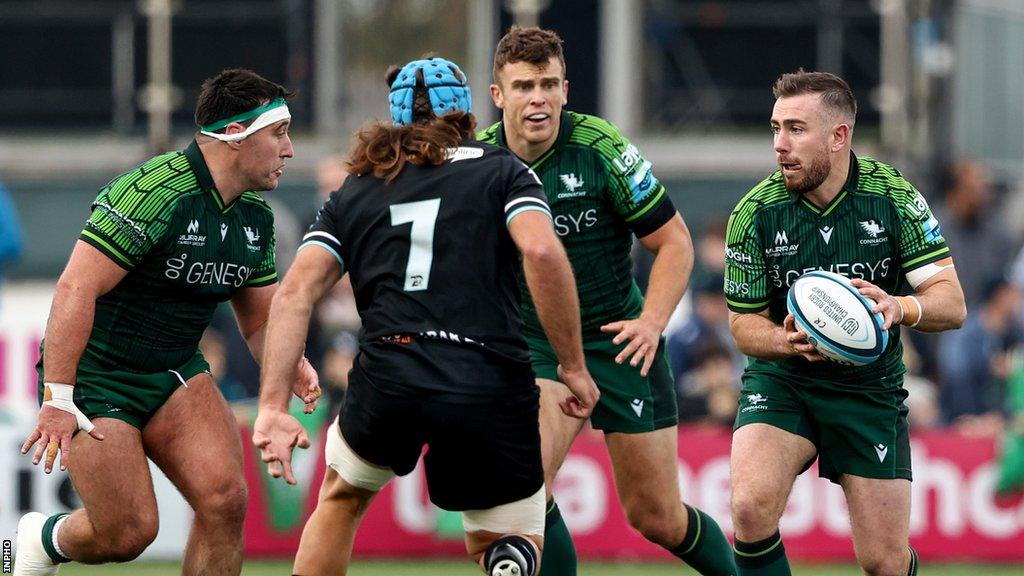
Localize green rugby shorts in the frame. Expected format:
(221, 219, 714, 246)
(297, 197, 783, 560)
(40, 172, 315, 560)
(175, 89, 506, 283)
(735, 367, 912, 483)
(37, 345, 210, 429)
(528, 333, 677, 433)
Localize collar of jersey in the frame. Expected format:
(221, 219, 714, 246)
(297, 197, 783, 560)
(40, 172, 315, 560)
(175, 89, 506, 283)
(184, 139, 238, 214)
(498, 110, 574, 170)
(792, 150, 861, 218)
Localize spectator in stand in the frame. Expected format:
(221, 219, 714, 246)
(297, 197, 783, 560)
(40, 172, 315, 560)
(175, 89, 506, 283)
(667, 279, 742, 382)
(934, 160, 1013, 308)
(938, 276, 1020, 435)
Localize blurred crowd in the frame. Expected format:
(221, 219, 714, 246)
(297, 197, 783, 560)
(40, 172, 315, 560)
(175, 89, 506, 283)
(187, 156, 1024, 439)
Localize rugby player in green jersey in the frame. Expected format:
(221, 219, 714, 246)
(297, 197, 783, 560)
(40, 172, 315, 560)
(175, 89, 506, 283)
(15, 69, 319, 576)
(725, 71, 966, 576)
(480, 26, 737, 576)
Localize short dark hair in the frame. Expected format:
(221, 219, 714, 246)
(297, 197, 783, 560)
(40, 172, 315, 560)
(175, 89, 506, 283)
(492, 25, 565, 83)
(772, 69, 857, 126)
(194, 68, 294, 129)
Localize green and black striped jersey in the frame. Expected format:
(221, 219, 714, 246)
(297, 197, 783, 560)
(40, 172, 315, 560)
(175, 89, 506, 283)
(78, 140, 277, 372)
(724, 153, 950, 383)
(479, 111, 676, 337)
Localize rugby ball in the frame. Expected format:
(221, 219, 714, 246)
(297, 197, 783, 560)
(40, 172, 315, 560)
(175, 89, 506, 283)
(786, 270, 888, 366)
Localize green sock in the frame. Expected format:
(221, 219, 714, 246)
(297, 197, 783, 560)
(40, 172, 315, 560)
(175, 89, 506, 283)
(906, 546, 918, 576)
(539, 500, 576, 576)
(734, 531, 791, 575)
(670, 505, 738, 575)
(41, 513, 71, 564)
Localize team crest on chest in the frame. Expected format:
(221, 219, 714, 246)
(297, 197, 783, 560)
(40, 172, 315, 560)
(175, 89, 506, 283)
(859, 219, 889, 245)
(557, 173, 587, 198)
(244, 226, 262, 252)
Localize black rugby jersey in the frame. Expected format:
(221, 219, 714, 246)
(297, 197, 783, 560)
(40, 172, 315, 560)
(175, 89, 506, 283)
(303, 139, 550, 390)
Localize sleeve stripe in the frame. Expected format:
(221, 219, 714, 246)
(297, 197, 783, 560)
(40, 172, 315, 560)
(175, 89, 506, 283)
(726, 298, 770, 309)
(245, 272, 278, 286)
(624, 187, 666, 222)
(505, 205, 552, 226)
(80, 229, 134, 268)
(299, 240, 346, 269)
(902, 246, 951, 269)
(505, 196, 549, 211)
(302, 230, 341, 244)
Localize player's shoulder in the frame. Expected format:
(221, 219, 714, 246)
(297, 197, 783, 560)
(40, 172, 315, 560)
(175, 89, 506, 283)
(102, 149, 199, 206)
(476, 122, 502, 145)
(730, 171, 791, 220)
(853, 155, 922, 208)
(855, 155, 914, 191)
(565, 111, 627, 148)
(238, 191, 274, 215)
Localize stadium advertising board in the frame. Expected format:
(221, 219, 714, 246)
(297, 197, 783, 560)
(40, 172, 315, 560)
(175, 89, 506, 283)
(3, 285, 1023, 561)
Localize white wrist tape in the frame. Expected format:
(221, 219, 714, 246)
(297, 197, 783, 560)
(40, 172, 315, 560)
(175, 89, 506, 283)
(906, 295, 923, 328)
(43, 383, 96, 433)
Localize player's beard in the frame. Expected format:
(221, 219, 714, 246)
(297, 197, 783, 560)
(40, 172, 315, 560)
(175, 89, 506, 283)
(784, 148, 831, 194)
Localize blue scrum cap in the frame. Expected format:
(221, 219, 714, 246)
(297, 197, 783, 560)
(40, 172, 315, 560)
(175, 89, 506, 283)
(388, 57, 472, 125)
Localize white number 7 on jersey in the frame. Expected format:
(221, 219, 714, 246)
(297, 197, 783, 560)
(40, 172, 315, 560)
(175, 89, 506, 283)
(389, 199, 441, 291)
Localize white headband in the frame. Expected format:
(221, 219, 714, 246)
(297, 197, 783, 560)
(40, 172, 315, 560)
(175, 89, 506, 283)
(200, 104, 291, 142)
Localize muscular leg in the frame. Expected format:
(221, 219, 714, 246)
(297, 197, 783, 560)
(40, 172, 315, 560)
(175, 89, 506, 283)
(58, 418, 160, 562)
(730, 423, 816, 575)
(841, 476, 913, 576)
(536, 378, 585, 576)
(605, 427, 688, 546)
(537, 379, 586, 495)
(605, 426, 735, 575)
(293, 468, 378, 576)
(142, 374, 247, 576)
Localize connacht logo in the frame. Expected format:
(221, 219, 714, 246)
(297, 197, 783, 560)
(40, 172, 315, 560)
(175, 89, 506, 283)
(860, 220, 885, 237)
(560, 173, 584, 192)
(244, 226, 260, 245)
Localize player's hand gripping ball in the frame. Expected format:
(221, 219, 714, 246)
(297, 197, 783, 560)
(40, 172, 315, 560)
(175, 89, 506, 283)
(786, 270, 888, 366)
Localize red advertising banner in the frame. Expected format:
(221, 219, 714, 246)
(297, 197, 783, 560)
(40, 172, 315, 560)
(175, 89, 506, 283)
(242, 424, 1024, 561)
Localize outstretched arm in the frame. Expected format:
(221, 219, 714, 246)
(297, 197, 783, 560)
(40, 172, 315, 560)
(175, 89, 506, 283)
(252, 246, 342, 483)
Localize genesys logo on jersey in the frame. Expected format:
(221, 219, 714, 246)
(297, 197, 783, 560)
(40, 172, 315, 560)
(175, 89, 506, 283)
(770, 257, 893, 288)
(554, 209, 597, 236)
(178, 219, 207, 247)
(764, 230, 799, 257)
(859, 219, 889, 245)
(164, 253, 252, 287)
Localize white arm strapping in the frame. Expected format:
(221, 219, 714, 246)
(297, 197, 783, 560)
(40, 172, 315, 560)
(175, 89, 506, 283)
(905, 262, 954, 289)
